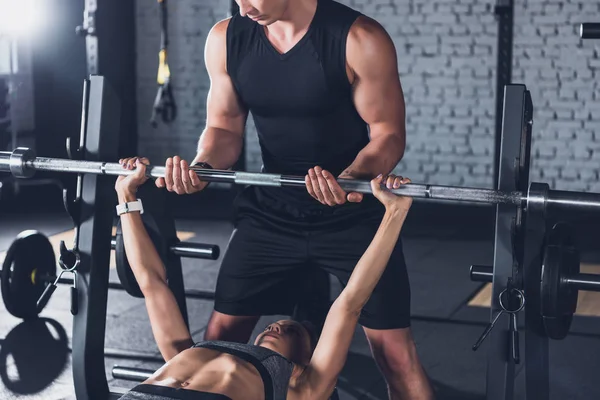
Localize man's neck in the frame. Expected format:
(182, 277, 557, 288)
(267, 0, 318, 40)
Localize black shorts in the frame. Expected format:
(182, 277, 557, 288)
(214, 187, 411, 330)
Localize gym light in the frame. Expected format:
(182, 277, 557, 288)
(0, 0, 41, 37)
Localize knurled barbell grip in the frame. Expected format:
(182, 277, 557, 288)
(4, 148, 600, 210)
(4, 150, 517, 204)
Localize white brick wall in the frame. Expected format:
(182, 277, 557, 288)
(136, 0, 600, 191)
(135, 0, 230, 163)
(514, 0, 600, 191)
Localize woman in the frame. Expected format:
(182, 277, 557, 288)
(115, 157, 413, 400)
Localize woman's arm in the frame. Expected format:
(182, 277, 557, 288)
(302, 174, 411, 398)
(116, 158, 194, 361)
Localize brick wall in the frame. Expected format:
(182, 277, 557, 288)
(513, 0, 600, 192)
(136, 0, 600, 191)
(135, 0, 230, 164)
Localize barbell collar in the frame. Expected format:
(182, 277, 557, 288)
(566, 273, 600, 292)
(8, 148, 36, 178)
(526, 182, 549, 216)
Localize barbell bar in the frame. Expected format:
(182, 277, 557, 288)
(470, 265, 600, 293)
(2, 147, 600, 212)
(109, 237, 219, 260)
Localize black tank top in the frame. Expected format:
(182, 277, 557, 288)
(193, 341, 293, 400)
(227, 0, 381, 217)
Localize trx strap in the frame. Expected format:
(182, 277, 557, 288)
(151, 0, 177, 127)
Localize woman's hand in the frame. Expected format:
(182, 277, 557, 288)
(370, 174, 413, 214)
(115, 157, 150, 195)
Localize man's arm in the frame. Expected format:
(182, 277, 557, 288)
(193, 18, 248, 169)
(305, 18, 406, 205)
(157, 19, 248, 194)
(118, 189, 194, 361)
(302, 202, 409, 397)
(341, 16, 406, 180)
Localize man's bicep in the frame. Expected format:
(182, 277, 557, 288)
(348, 17, 405, 138)
(206, 73, 248, 135)
(204, 18, 248, 136)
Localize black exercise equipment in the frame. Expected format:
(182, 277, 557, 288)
(114, 213, 219, 298)
(1, 231, 56, 320)
(493, 0, 515, 188)
(0, 223, 219, 319)
(111, 365, 342, 400)
(580, 23, 600, 39)
(471, 223, 600, 341)
(150, 0, 177, 127)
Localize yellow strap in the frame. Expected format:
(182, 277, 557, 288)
(157, 49, 171, 85)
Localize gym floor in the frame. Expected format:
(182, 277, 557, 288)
(1, 185, 600, 400)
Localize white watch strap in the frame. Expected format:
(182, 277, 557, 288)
(116, 198, 144, 216)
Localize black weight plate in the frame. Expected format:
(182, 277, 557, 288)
(1, 231, 56, 319)
(541, 223, 579, 340)
(115, 215, 167, 298)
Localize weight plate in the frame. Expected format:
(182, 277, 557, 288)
(1, 230, 56, 319)
(541, 223, 579, 340)
(115, 215, 167, 298)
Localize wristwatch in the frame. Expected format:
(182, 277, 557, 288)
(116, 198, 144, 216)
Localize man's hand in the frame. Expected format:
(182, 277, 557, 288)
(305, 166, 363, 206)
(155, 156, 208, 195)
(370, 174, 412, 214)
(115, 157, 150, 195)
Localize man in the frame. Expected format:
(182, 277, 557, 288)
(155, 0, 434, 398)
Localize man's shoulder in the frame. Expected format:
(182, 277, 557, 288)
(209, 14, 254, 39)
(325, 0, 361, 15)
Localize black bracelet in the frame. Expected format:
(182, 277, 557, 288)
(192, 161, 213, 170)
(191, 161, 213, 188)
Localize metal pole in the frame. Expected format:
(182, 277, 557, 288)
(546, 190, 600, 213)
(109, 237, 219, 260)
(112, 366, 153, 382)
(566, 274, 600, 292)
(4, 149, 600, 211)
(580, 23, 600, 39)
(71, 76, 114, 400)
(493, 0, 515, 188)
(523, 183, 550, 400)
(0, 149, 524, 204)
(485, 85, 524, 400)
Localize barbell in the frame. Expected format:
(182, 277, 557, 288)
(2, 147, 600, 212)
(471, 223, 600, 340)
